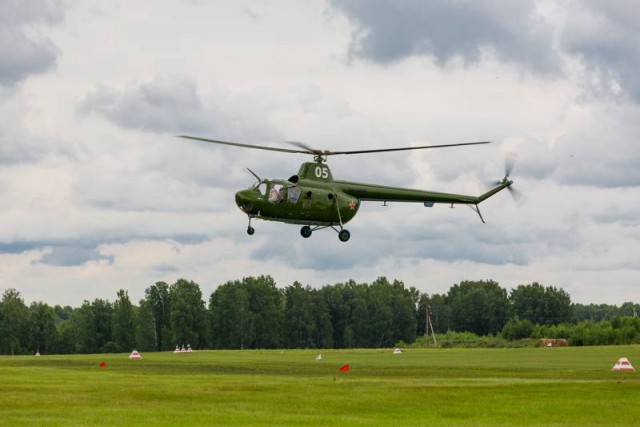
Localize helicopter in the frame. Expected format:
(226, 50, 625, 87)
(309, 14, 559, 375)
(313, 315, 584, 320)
(179, 136, 518, 242)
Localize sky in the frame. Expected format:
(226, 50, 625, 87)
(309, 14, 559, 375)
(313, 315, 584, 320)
(1, 0, 639, 306)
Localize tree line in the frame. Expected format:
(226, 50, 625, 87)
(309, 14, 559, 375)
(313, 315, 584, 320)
(0, 277, 638, 355)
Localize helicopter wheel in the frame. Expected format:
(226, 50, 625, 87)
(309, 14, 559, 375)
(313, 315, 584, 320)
(247, 226, 255, 236)
(300, 226, 312, 238)
(338, 229, 350, 242)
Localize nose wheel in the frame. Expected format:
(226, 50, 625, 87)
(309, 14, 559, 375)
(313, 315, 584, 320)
(338, 229, 350, 242)
(246, 216, 255, 236)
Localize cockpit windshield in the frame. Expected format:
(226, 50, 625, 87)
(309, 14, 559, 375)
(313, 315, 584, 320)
(251, 181, 268, 195)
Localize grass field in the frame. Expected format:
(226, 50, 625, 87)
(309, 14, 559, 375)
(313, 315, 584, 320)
(1, 346, 639, 426)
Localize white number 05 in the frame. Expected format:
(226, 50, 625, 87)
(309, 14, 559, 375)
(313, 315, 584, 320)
(314, 167, 329, 179)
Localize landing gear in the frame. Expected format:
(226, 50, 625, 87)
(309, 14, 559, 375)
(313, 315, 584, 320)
(300, 226, 312, 238)
(246, 216, 255, 236)
(299, 224, 350, 242)
(338, 229, 350, 242)
(331, 193, 350, 242)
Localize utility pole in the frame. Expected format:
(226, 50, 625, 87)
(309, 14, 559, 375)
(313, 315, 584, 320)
(425, 304, 428, 345)
(426, 306, 437, 346)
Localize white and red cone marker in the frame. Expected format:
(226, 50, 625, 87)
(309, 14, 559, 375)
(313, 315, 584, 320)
(128, 350, 142, 360)
(611, 357, 635, 372)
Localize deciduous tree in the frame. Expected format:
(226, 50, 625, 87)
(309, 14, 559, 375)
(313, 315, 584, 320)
(112, 290, 136, 352)
(448, 280, 508, 335)
(0, 289, 30, 355)
(145, 282, 172, 350)
(170, 279, 207, 348)
(29, 302, 58, 354)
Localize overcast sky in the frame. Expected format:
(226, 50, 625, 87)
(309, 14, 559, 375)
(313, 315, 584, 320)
(1, 0, 639, 306)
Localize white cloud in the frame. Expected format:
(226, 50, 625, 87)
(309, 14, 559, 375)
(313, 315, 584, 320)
(0, 0, 63, 87)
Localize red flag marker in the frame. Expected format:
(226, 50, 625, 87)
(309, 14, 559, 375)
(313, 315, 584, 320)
(99, 361, 106, 368)
(338, 364, 350, 372)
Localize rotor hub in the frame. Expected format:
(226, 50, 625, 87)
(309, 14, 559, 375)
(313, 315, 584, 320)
(313, 152, 328, 163)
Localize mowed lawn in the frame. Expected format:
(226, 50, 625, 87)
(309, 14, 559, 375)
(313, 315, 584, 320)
(1, 346, 639, 426)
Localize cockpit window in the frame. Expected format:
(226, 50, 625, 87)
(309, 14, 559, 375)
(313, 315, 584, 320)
(252, 181, 267, 195)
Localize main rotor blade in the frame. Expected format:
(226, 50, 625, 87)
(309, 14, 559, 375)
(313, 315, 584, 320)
(283, 140, 320, 154)
(329, 141, 491, 156)
(180, 135, 491, 157)
(179, 135, 311, 155)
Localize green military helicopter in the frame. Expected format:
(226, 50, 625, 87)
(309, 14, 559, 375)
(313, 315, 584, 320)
(180, 136, 518, 242)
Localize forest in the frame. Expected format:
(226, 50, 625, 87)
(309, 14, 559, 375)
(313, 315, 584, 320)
(0, 276, 639, 355)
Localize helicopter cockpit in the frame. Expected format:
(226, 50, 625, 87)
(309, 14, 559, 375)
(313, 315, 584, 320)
(249, 179, 300, 204)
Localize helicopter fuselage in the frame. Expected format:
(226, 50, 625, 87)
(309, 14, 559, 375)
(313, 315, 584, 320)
(234, 161, 513, 242)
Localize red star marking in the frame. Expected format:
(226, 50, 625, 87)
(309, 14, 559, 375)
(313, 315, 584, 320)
(348, 200, 357, 210)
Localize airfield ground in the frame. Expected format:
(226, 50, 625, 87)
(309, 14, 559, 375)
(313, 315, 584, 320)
(1, 346, 639, 425)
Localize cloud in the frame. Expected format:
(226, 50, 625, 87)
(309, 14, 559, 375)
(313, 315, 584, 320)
(80, 75, 213, 134)
(248, 203, 538, 270)
(593, 203, 640, 227)
(549, 103, 640, 188)
(38, 245, 114, 267)
(250, 230, 382, 270)
(78, 75, 282, 161)
(331, 1, 640, 103)
(329, 0, 560, 74)
(0, 112, 44, 164)
(0, 1, 66, 166)
(0, 242, 40, 254)
(31, 233, 210, 268)
(0, 0, 64, 87)
(0, 99, 72, 165)
(560, 1, 640, 102)
(0, 239, 110, 268)
(1, 230, 215, 271)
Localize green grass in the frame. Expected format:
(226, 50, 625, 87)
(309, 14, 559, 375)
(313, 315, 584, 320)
(1, 346, 639, 425)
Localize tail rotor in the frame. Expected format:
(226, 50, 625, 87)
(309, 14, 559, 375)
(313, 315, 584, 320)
(490, 153, 526, 206)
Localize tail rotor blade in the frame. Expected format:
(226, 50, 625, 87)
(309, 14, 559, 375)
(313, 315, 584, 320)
(508, 186, 527, 207)
(505, 152, 517, 178)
